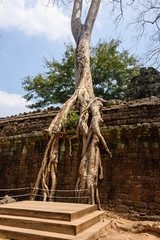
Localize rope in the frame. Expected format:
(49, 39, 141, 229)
(0, 187, 29, 192)
(0, 193, 30, 199)
(31, 194, 89, 199)
(50, 196, 90, 199)
(32, 188, 89, 192)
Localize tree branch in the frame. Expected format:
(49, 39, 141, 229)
(71, 0, 83, 43)
(83, 0, 101, 36)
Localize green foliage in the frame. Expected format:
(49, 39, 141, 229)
(90, 39, 140, 100)
(22, 44, 75, 109)
(62, 110, 79, 128)
(22, 39, 141, 109)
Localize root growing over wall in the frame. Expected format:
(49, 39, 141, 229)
(32, 0, 112, 207)
(32, 90, 112, 207)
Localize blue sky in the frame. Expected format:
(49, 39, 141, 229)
(0, 0, 148, 117)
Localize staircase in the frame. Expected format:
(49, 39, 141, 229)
(0, 201, 111, 240)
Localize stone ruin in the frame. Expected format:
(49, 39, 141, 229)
(126, 67, 160, 100)
(0, 68, 160, 221)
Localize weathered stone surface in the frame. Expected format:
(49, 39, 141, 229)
(99, 123, 160, 220)
(1, 97, 160, 137)
(126, 67, 160, 100)
(0, 98, 160, 220)
(0, 107, 59, 137)
(0, 133, 48, 199)
(0, 195, 16, 204)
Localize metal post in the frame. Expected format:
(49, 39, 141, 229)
(29, 183, 33, 200)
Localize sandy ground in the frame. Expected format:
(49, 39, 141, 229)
(0, 231, 160, 240)
(98, 211, 160, 240)
(99, 228, 160, 240)
(0, 229, 159, 240)
(0, 238, 10, 240)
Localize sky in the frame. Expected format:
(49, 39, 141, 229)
(0, 0, 149, 118)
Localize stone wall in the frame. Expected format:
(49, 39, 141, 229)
(99, 124, 160, 220)
(126, 67, 160, 100)
(54, 122, 160, 221)
(0, 133, 48, 198)
(0, 107, 59, 137)
(1, 97, 160, 136)
(0, 98, 160, 220)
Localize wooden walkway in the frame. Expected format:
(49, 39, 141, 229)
(0, 201, 111, 240)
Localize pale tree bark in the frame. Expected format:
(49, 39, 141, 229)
(32, 0, 112, 207)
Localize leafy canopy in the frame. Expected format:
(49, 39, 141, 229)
(22, 39, 140, 109)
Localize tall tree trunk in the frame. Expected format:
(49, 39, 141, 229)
(32, 0, 112, 207)
(72, 0, 112, 206)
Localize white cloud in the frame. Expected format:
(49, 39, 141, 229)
(0, 90, 31, 117)
(0, 0, 70, 41)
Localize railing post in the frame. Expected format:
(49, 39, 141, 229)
(29, 183, 33, 200)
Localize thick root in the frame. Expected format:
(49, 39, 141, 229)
(47, 91, 78, 134)
(112, 220, 160, 235)
(33, 92, 112, 206)
(132, 222, 160, 234)
(75, 98, 111, 207)
(32, 93, 78, 200)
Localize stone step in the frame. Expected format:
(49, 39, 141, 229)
(0, 210, 105, 235)
(0, 201, 97, 221)
(0, 220, 111, 240)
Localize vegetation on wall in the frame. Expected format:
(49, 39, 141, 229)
(62, 110, 79, 129)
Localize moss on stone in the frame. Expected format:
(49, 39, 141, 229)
(0, 131, 47, 142)
(101, 123, 160, 144)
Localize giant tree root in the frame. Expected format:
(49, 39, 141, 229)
(32, 91, 112, 207)
(112, 220, 160, 235)
(32, 92, 78, 200)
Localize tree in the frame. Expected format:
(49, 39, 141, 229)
(111, 0, 160, 68)
(33, 0, 152, 208)
(22, 40, 140, 109)
(33, 0, 113, 207)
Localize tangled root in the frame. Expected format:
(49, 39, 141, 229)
(32, 92, 111, 207)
